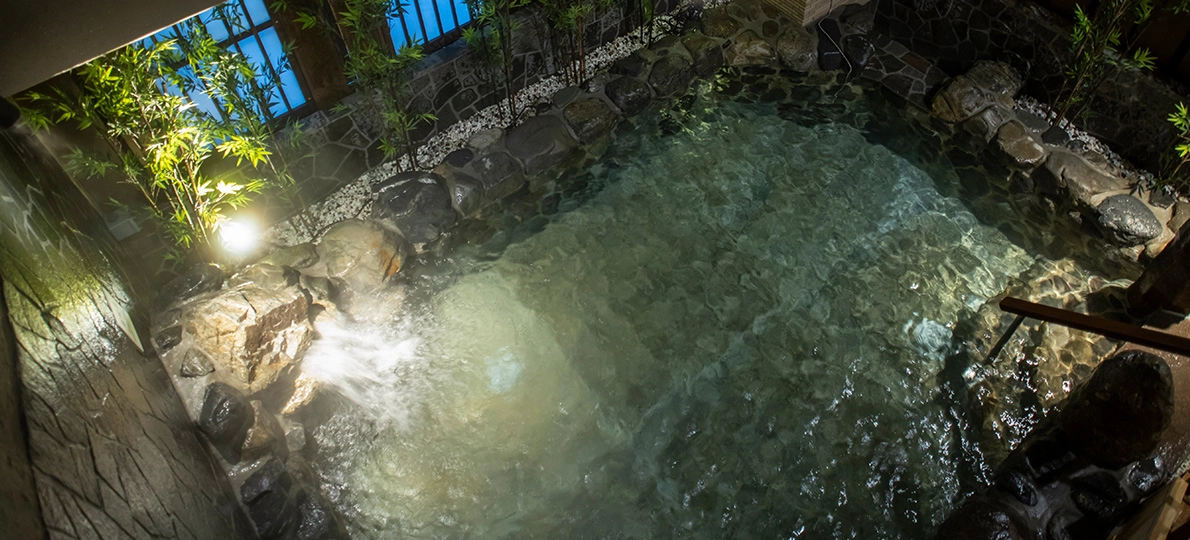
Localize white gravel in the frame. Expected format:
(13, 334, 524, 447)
(268, 8, 693, 245)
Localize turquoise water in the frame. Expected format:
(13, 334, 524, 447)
(302, 71, 1131, 538)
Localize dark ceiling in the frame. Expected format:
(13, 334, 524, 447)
(0, 0, 224, 96)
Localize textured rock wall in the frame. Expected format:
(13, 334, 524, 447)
(872, 0, 1186, 171)
(0, 128, 245, 539)
(0, 274, 44, 539)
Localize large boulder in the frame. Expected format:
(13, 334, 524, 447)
(648, 51, 695, 96)
(605, 77, 652, 116)
(996, 121, 1047, 167)
(372, 172, 458, 244)
(726, 30, 775, 67)
(315, 219, 406, 294)
(1033, 151, 1129, 207)
(841, 34, 876, 71)
(1059, 350, 1174, 468)
(464, 151, 525, 201)
(1093, 195, 1163, 246)
(183, 269, 313, 393)
(295, 489, 343, 540)
(776, 26, 818, 72)
(198, 382, 254, 464)
(434, 165, 485, 217)
(701, 7, 739, 38)
(681, 32, 726, 77)
(932, 61, 1022, 123)
(563, 98, 620, 143)
(504, 115, 578, 176)
(259, 243, 319, 271)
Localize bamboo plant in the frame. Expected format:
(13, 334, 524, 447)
(463, 0, 531, 124)
(19, 39, 276, 257)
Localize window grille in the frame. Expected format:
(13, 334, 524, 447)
(140, 0, 308, 119)
(389, 0, 473, 53)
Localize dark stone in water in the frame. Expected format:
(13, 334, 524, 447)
(605, 77, 653, 116)
(1094, 195, 1163, 246)
(295, 489, 342, 540)
(1025, 438, 1075, 479)
(816, 19, 844, 71)
(682, 32, 726, 77)
(153, 325, 182, 353)
(159, 264, 223, 307)
(242, 460, 298, 540)
(1060, 350, 1173, 468)
(1070, 472, 1128, 522)
(1128, 457, 1164, 494)
(1010, 171, 1035, 194)
(372, 172, 458, 244)
(995, 470, 1038, 506)
(199, 382, 253, 464)
(1149, 188, 1175, 209)
(842, 34, 876, 70)
(936, 496, 1027, 540)
(505, 115, 579, 176)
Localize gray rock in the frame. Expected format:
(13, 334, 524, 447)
(296, 489, 343, 540)
(775, 26, 818, 72)
(159, 264, 223, 308)
(434, 165, 485, 217)
(996, 121, 1047, 166)
(259, 244, 319, 271)
(551, 86, 583, 109)
(242, 401, 287, 463)
(285, 423, 307, 453)
(964, 105, 1013, 142)
(843, 6, 875, 33)
(936, 497, 1027, 540)
(841, 34, 876, 70)
(609, 52, 651, 77)
(1149, 188, 1175, 209)
(466, 151, 525, 200)
(1170, 202, 1190, 234)
(199, 382, 253, 464)
(1128, 457, 1165, 494)
(965, 60, 1023, 108)
(1094, 195, 1163, 245)
(504, 115, 579, 175)
(241, 459, 298, 540)
(442, 148, 473, 168)
(701, 7, 739, 38)
(466, 128, 504, 155)
(1060, 350, 1173, 468)
(932, 75, 991, 122)
(316, 219, 406, 294)
(994, 470, 1038, 506)
(1070, 472, 1128, 522)
(180, 349, 215, 377)
(605, 77, 652, 116)
(372, 172, 458, 244)
(727, 30, 774, 67)
(1033, 151, 1129, 207)
(648, 51, 695, 96)
(564, 98, 620, 143)
(681, 32, 726, 77)
(228, 263, 299, 291)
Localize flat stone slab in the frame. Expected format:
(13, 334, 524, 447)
(464, 150, 525, 200)
(605, 76, 652, 116)
(1034, 151, 1130, 207)
(996, 120, 1047, 166)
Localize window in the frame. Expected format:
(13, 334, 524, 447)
(389, 0, 473, 52)
(140, 0, 308, 119)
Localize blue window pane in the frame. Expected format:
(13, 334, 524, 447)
(242, 0, 272, 26)
(257, 27, 306, 111)
(435, 0, 457, 30)
(389, 13, 421, 48)
(418, 0, 441, 41)
(451, 0, 471, 26)
(233, 37, 277, 116)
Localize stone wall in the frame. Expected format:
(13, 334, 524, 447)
(871, 0, 1187, 171)
(0, 128, 246, 539)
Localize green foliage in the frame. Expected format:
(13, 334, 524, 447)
(538, 0, 610, 85)
(1054, 0, 1184, 130)
(1160, 102, 1190, 190)
(20, 38, 278, 254)
(463, 0, 530, 123)
(273, 0, 433, 167)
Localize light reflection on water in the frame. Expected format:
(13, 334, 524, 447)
(302, 76, 1123, 538)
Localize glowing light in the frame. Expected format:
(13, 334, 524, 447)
(219, 217, 260, 256)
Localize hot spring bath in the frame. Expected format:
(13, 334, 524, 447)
(298, 72, 1133, 538)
